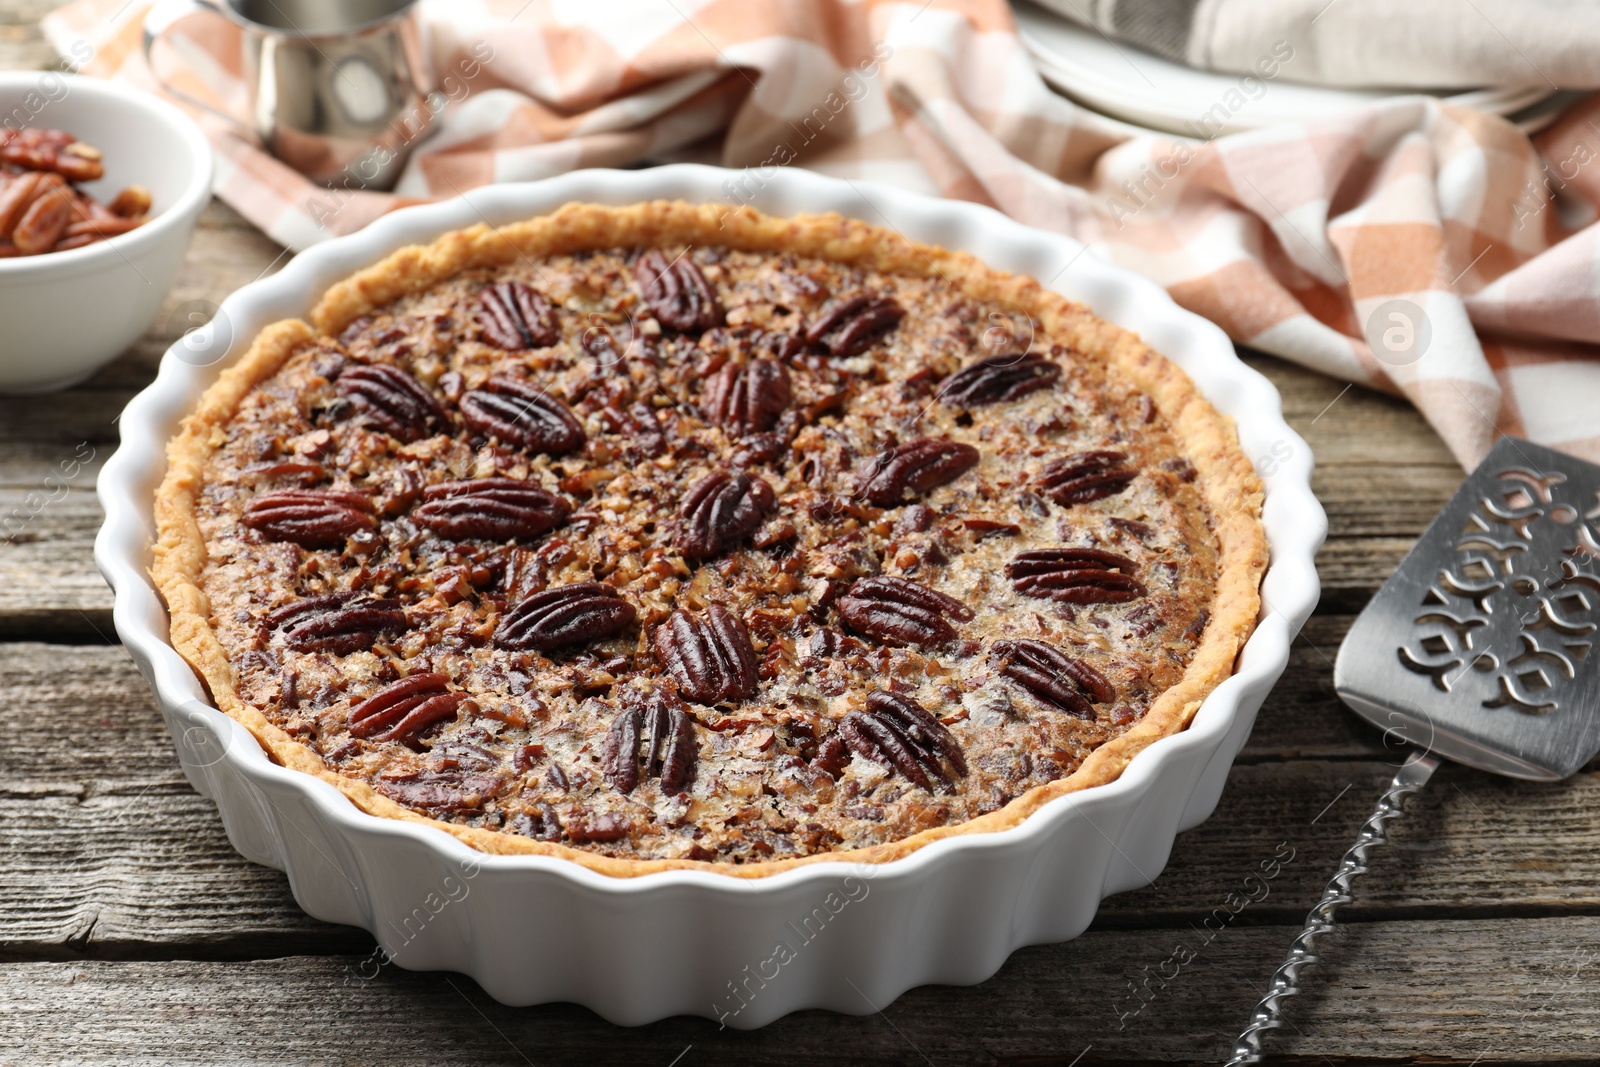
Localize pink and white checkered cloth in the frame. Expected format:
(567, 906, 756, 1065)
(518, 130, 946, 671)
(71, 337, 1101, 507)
(42, 0, 1600, 468)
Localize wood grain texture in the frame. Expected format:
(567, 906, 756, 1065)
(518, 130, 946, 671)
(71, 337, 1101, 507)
(4, 916, 1598, 1065)
(0, 626, 1392, 778)
(0, 490, 112, 640)
(0, 17, 1555, 1052)
(14, 754, 1600, 959)
(5, 642, 1600, 970)
(0, 0, 58, 72)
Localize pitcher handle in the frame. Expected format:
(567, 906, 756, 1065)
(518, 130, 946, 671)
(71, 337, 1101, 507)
(142, 0, 250, 132)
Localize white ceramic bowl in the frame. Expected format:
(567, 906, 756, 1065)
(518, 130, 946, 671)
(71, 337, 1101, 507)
(0, 72, 212, 392)
(96, 165, 1324, 1027)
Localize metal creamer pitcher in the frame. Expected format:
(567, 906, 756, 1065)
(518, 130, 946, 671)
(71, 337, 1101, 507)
(143, 0, 434, 190)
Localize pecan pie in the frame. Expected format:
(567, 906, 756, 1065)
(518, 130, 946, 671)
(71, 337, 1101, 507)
(152, 202, 1266, 877)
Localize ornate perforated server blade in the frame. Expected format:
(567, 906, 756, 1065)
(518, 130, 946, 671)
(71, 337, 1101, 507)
(1229, 438, 1600, 1064)
(1338, 436, 1600, 780)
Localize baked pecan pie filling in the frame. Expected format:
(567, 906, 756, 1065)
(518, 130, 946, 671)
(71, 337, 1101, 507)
(160, 205, 1260, 871)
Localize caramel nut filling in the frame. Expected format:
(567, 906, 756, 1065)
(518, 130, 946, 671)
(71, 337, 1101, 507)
(188, 243, 1225, 865)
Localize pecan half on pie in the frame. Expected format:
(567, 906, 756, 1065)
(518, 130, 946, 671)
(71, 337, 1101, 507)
(153, 202, 1266, 877)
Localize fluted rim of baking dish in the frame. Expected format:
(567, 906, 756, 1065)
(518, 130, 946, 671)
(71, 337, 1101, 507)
(95, 164, 1324, 897)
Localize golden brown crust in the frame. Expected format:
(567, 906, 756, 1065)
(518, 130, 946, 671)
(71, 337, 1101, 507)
(152, 201, 1266, 878)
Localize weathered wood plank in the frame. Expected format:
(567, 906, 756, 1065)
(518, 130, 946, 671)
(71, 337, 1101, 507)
(0, 393, 128, 450)
(0, 632, 1391, 789)
(0, 520, 1451, 642)
(11, 754, 1594, 963)
(1246, 613, 1384, 760)
(3, 916, 1597, 1064)
(0, 490, 114, 639)
(0, 648, 363, 959)
(1313, 538, 1414, 615)
(4, 481, 1421, 634)
(0, 455, 1450, 632)
(1308, 461, 1459, 536)
(0, 0, 59, 73)
(0, 644, 168, 787)
(5, 643, 1599, 963)
(0, 792, 368, 960)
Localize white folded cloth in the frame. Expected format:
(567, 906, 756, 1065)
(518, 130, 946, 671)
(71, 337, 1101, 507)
(1029, 0, 1600, 87)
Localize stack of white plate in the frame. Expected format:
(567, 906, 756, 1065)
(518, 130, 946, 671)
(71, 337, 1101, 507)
(1013, 0, 1565, 138)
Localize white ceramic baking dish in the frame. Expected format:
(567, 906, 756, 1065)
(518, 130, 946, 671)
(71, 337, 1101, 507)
(95, 164, 1323, 1028)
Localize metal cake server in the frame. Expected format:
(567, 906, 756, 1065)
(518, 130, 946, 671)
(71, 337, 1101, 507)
(1229, 436, 1600, 1063)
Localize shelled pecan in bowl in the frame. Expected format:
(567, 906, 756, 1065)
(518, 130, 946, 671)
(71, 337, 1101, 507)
(0, 127, 152, 257)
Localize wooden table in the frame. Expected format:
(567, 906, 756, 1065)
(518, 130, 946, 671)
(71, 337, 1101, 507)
(5, 7, 1598, 1065)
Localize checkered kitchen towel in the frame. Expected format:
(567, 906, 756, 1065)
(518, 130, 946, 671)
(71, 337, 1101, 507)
(40, 0, 1600, 468)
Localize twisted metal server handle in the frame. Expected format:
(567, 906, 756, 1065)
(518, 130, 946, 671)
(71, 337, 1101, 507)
(1225, 749, 1440, 1065)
